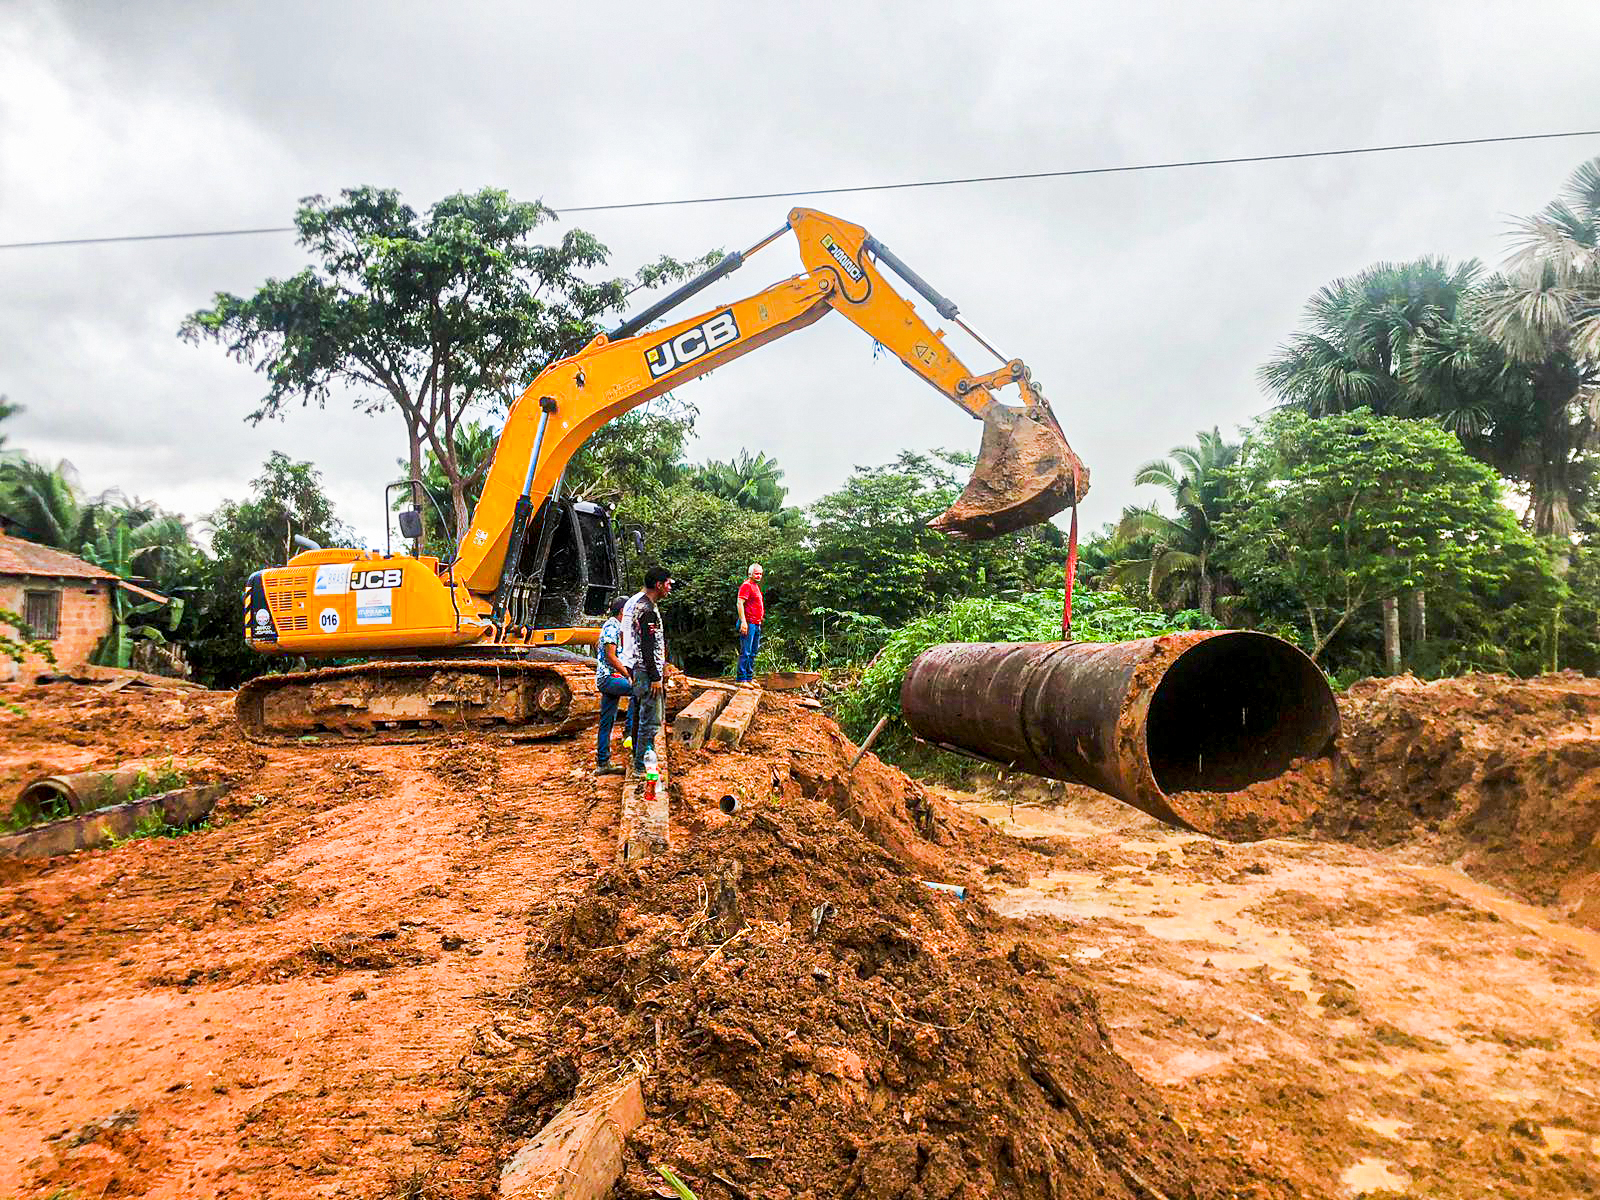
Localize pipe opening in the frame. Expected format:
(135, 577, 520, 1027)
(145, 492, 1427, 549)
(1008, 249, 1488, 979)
(1145, 632, 1338, 795)
(719, 794, 740, 815)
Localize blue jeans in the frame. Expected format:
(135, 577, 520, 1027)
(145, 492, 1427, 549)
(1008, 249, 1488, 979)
(737, 623, 762, 682)
(630, 676, 661, 769)
(595, 675, 632, 766)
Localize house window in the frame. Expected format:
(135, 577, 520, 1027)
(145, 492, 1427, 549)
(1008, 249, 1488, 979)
(23, 589, 60, 640)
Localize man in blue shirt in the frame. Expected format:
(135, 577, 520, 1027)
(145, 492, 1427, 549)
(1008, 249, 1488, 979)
(594, 595, 631, 776)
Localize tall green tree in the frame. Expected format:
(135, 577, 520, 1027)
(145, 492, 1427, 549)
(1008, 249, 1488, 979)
(1219, 409, 1553, 666)
(1259, 258, 1482, 417)
(802, 451, 1066, 628)
(1475, 156, 1600, 538)
(188, 453, 348, 687)
(1260, 258, 1482, 668)
(181, 186, 719, 541)
(1109, 427, 1238, 616)
(689, 449, 790, 513)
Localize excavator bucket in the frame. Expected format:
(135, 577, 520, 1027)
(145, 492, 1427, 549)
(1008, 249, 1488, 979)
(929, 403, 1090, 540)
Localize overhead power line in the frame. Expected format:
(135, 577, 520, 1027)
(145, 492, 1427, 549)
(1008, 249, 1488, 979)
(3, 128, 1597, 250)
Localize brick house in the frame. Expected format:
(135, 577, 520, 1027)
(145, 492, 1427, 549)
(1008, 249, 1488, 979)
(0, 533, 116, 682)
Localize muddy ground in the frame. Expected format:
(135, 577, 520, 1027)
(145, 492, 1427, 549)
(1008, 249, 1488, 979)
(1, 672, 1598, 1198)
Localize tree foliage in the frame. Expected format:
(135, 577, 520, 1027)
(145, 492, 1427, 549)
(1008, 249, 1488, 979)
(688, 449, 790, 514)
(1473, 156, 1600, 537)
(181, 186, 719, 539)
(188, 453, 348, 687)
(801, 451, 1066, 628)
(1260, 258, 1482, 418)
(1110, 427, 1238, 615)
(1218, 409, 1553, 662)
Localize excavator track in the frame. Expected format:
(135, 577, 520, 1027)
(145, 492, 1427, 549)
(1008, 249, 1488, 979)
(235, 655, 602, 743)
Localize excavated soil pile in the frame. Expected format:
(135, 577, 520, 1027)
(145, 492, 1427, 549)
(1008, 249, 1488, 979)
(1313, 671, 1600, 925)
(460, 702, 1224, 1200)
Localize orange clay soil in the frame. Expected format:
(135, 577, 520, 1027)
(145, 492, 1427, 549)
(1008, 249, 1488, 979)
(1313, 672, 1600, 925)
(0, 683, 1224, 1199)
(5, 672, 1600, 1199)
(0, 683, 625, 1198)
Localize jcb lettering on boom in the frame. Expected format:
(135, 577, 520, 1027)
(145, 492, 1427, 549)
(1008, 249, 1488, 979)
(352, 568, 403, 590)
(644, 310, 740, 378)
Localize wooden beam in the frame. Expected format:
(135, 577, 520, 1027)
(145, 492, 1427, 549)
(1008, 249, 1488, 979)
(115, 578, 171, 605)
(672, 688, 731, 752)
(709, 687, 761, 748)
(619, 712, 670, 863)
(499, 1077, 645, 1200)
(757, 670, 821, 691)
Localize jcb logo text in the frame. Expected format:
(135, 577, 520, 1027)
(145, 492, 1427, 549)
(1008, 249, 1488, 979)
(352, 569, 403, 590)
(644, 310, 740, 379)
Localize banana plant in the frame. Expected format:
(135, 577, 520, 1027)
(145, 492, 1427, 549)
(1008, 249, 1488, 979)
(82, 523, 184, 669)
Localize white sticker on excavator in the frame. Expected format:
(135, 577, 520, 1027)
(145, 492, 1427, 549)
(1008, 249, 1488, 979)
(318, 607, 341, 633)
(356, 588, 393, 625)
(314, 564, 352, 595)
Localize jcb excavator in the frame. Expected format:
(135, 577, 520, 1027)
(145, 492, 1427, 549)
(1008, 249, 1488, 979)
(235, 208, 1089, 737)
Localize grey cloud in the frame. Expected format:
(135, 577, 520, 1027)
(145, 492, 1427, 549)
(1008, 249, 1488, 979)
(5, 0, 1600, 550)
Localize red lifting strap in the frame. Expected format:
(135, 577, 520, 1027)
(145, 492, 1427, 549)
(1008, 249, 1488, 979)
(1061, 460, 1081, 641)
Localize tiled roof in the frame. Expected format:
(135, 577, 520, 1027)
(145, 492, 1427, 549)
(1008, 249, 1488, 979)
(0, 533, 117, 580)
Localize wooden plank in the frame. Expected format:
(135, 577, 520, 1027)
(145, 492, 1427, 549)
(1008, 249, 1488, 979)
(618, 710, 670, 864)
(672, 688, 731, 752)
(757, 670, 821, 691)
(499, 1077, 645, 1200)
(0, 784, 230, 860)
(709, 687, 761, 748)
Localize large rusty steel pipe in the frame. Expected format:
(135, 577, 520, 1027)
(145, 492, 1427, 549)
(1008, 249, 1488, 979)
(901, 631, 1339, 839)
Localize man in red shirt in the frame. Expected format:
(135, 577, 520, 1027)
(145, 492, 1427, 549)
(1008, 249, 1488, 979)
(735, 562, 765, 684)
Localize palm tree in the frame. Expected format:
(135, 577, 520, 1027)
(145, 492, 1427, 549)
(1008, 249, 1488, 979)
(1475, 156, 1600, 539)
(1259, 258, 1483, 418)
(1108, 428, 1238, 617)
(691, 449, 788, 513)
(0, 457, 96, 549)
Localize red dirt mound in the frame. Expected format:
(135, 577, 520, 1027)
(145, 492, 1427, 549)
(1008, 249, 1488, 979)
(1316, 672, 1600, 925)
(453, 711, 1225, 1200)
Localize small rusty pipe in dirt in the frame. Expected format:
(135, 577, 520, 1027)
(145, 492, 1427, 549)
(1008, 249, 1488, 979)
(14, 769, 147, 824)
(900, 631, 1339, 840)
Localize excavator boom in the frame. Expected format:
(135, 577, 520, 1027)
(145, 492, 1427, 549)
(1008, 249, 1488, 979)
(454, 208, 1087, 594)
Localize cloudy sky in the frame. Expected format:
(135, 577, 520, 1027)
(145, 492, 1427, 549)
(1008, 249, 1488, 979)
(3, 1, 1598, 549)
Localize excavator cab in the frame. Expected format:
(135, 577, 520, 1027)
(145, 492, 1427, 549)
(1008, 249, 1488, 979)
(497, 495, 623, 631)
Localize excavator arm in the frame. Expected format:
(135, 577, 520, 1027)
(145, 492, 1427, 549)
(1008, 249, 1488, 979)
(453, 208, 1089, 599)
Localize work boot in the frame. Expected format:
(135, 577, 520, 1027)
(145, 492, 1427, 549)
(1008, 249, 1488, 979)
(595, 763, 624, 777)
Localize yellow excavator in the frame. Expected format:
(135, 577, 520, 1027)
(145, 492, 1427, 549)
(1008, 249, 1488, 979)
(235, 208, 1089, 737)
